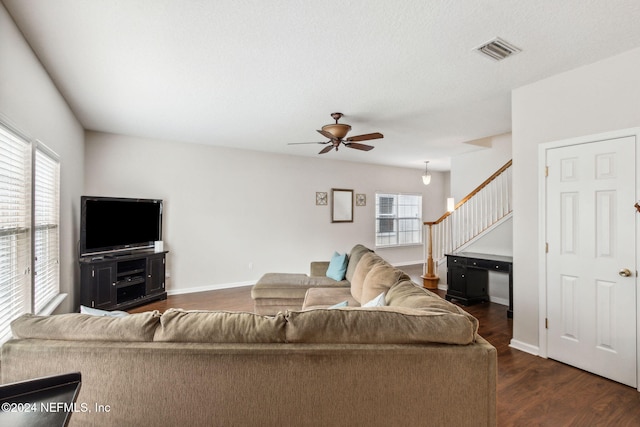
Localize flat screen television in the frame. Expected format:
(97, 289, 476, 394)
(80, 196, 163, 257)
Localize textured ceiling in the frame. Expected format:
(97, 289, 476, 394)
(4, 0, 640, 170)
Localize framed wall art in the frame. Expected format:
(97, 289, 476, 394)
(316, 192, 328, 205)
(331, 188, 353, 223)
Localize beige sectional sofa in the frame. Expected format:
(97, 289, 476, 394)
(1, 244, 497, 426)
(251, 244, 373, 314)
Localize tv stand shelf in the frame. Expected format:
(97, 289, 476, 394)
(80, 250, 168, 311)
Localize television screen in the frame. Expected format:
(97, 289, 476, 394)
(81, 196, 162, 256)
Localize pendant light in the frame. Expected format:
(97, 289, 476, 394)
(422, 161, 431, 185)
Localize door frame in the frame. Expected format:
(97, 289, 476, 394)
(538, 127, 640, 391)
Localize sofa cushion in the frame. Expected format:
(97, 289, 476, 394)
(154, 308, 287, 343)
(360, 263, 410, 304)
(344, 244, 373, 282)
(350, 252, 389, 303)
(386, 280, 461, 313)
(10, 311, 161, 342)
(285, 307, 477, 345)
(302, 287, 359, 310)
(252, 273, 349, 301)
(326, 251, 348, 281)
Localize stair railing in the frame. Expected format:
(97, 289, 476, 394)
(422, 160, 512, 288)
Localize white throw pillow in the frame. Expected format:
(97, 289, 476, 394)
(362, 292, 386, 307)
(80, 305, 129, 317)
(328, 300, 348, 309)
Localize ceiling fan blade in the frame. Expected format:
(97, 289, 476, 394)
(345, 142, 374, 151)
(318, 145, 335, 154)
(345, 132, 383, 142)
(317, 129, 338, 140)
(288, 142, 328, 145)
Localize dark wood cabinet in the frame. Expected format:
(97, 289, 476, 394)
(83, 262, 117, 309)
(445, 255, 489, 305)
(445, 252, 513, 317)
(146, 254, 166, 296)
(80, 251, 167, 311)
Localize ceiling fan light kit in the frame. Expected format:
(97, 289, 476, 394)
(289, 113, 383, 155)
(322, 112, 351, 139)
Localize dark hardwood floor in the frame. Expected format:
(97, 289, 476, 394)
(130, 278, 640, 426)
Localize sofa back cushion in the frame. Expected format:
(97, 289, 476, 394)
(154, 309, 287, 343)
(386, 280, 460, 313)
(10, 311, 161, 342)
(360, 263, 410, 304)
(285, 307, 477, 345)
(350, 252, 388, 302)
(344, 244, 373, 282)
(386, 280, 480, 332)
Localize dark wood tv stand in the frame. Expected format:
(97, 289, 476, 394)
(80, 250, 168, 311)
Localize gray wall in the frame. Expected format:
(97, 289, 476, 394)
(85, 131, 450, 294)
(0, 4, 85, 313)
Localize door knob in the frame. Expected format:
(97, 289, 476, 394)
(618, 268, 632, 277)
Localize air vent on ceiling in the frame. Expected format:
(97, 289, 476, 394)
(475, 37, 521, 61)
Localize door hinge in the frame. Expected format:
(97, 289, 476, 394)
(545, 242, 549, 253)
(545, 318, 548, 329)
(545, 166, 549, 177)
(91, 268, 95, 278)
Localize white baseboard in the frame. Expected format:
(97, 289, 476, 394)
(166, 280, 256, 296)
(165, 260, 424, 296)
(391, 260, 424, 267)
(489, 296, 509, 306)
(509, 339, 540, 356)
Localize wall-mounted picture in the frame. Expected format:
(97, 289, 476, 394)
(332, 188, 353, 223)
(316, 192, 328, 205)
(356, 193, 366, 206)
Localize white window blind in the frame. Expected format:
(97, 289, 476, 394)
(34, 147, 60, 314)
(375, 192, 422, 247)
(0, 126, 32, 343)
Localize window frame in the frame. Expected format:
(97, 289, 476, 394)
(375, 192, 423, 248)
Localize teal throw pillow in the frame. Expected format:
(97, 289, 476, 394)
(326, 251, 348, 281)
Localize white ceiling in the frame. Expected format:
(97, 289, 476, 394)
(4, 0, 640, 170)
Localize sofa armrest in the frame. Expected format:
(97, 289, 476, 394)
(310, 261, 330, 277)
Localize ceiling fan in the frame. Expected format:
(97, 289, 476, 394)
(289, 113, 383, 154)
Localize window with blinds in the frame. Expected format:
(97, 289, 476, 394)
(0, 123, 60, 344)
(34, 147, 60, 314)
(0, 126, 32, 343)
(375, 192, 422, 247)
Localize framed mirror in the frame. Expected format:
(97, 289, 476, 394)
(332, 188, 353, 223)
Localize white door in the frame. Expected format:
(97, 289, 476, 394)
(545, 136, 637, 388)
